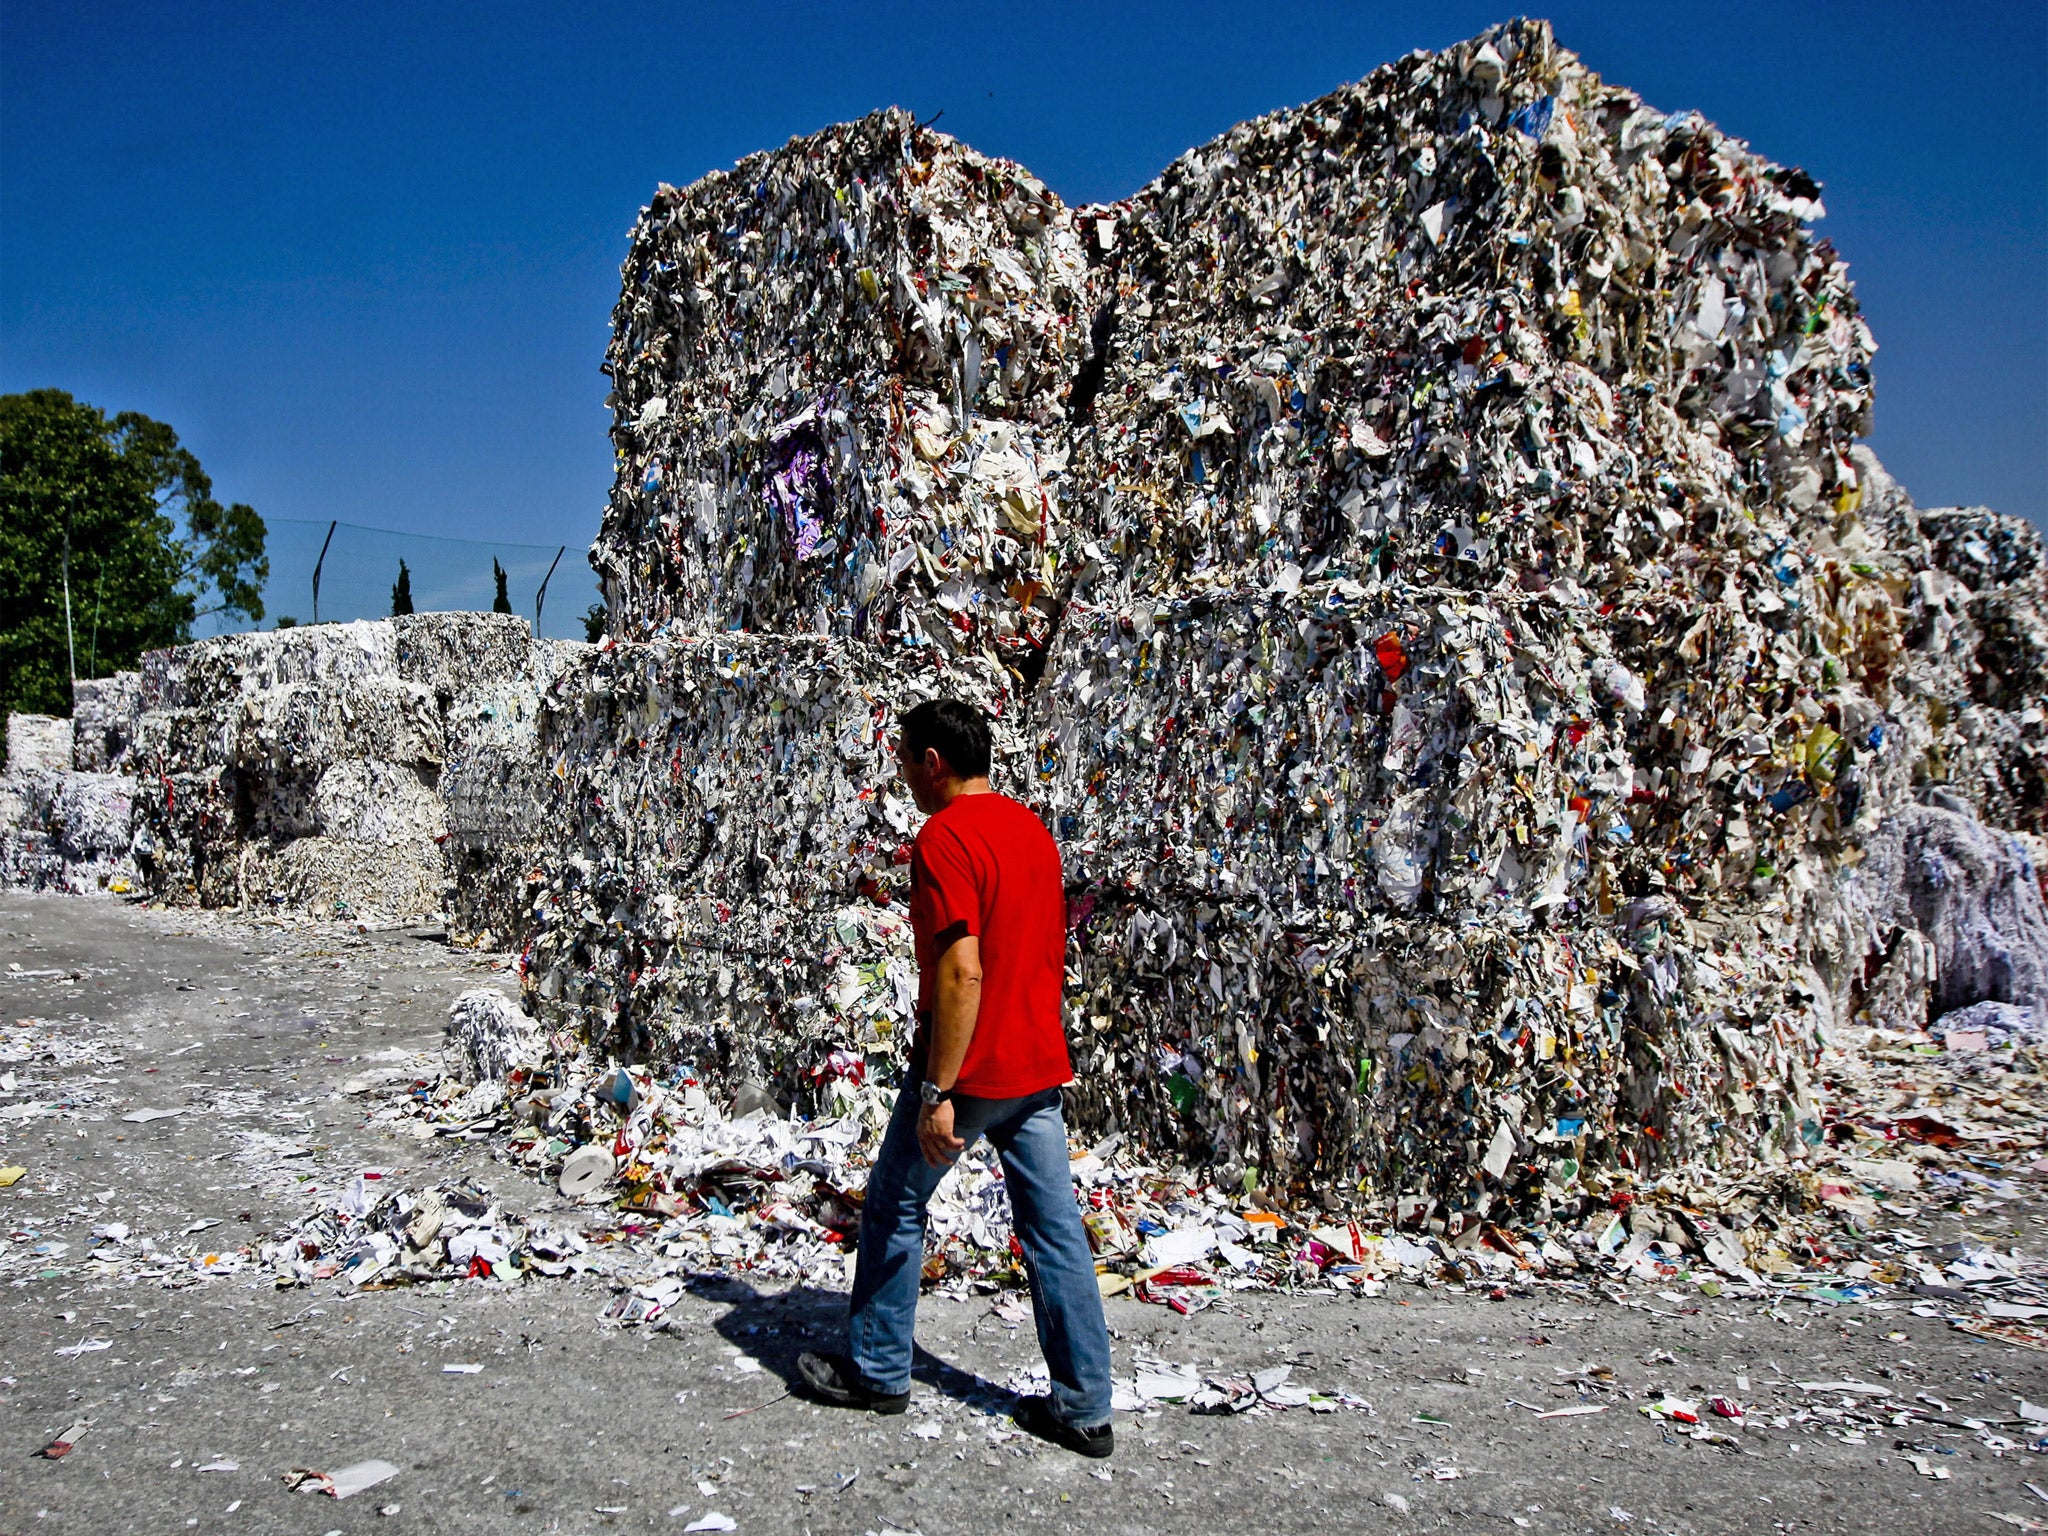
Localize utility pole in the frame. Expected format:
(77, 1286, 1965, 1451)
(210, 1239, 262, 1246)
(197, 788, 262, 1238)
(88, 565, 105, 677)
(61, 524, 77, 694)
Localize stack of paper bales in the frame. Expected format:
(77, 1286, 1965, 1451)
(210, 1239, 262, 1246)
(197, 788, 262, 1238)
(124, 615, 541, 926)
(565, 19, 2048, 1219)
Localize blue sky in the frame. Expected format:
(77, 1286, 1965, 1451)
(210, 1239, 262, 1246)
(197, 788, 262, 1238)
(4, 2, 2042, 633)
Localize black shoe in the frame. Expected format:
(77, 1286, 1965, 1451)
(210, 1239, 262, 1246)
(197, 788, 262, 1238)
(1013, 1394, 1114, 1458)
(795, 1351, 910, 1415)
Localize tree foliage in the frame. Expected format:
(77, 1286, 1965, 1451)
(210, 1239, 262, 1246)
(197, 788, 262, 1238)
(391, 559, 414, 616)
(491, 557, 512, 615)
(1, 389, 267, 719)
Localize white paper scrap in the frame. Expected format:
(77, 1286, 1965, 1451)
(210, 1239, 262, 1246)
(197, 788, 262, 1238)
(326, 1459, 401, 1499)
(1139, 1227, 1216, 1269)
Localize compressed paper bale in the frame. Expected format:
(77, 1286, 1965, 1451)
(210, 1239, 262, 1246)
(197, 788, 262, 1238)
(1026, 574, 1838, 1197)
(533, 904, 912, 1092)
(596, 110, 1096, 671)
(1895, 805, 2048, 1014)
(5, 714, 73, 773)
(0, 772, 33, 835)
(138, 623, 400, 717)
(126, 701, 206, 776)
(266, 836, 445, 923)
(1839, 471, 2048, 838)
(127, 749, 444, 913)
(224, 678, 444, 773)
(69, 673, 142, 773)
(1050, 23, 1872, 633)
(442, 704, 547, 841)
(140, 773, 275, 910)
(0, 767, 139, 893)
(442, 719, 547, 841)
(522, 632, 1016, 1072)
(0, 830, 64, 891)
(136, 643, 187, 712)
(127, 767, 204, 900)
(1829, 802, 2048, 1033)
(51, 773, 137, 888)
(444, 847, 529, 948)
(206, 620, 401, 696)
(0, 767, 64, 890)
(441, 654, 564, 943)
(1028, 20, 1912, 936)
(1946, 572, 2048, 831)
(439, 641, 565, 825)
(1944, 701, 2048, 837)
(1059, 897, 1392, 1194)
(134, 635, 441, 779)
(1028, 580, 1652, 921)
(393, 611, 540, 690)
(310, 760, 447, 846)
(446, 988, 540, 1081)
(1967, 587, 2048, 710)
(1061, 891, 1819, 1205)
(0, 767, 59, 829)
(1027, 585, 1448, 912)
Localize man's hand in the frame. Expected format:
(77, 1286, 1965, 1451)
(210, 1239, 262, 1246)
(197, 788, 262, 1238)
(918, 1099, 965, 1168)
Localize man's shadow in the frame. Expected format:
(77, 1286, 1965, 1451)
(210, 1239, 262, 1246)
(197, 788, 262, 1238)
(684, 1273, 1018, 1415)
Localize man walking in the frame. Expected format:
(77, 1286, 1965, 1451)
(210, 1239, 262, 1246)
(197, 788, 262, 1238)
(797, 699, 1114, 1457)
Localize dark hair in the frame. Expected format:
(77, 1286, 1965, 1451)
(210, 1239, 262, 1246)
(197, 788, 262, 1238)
(900, 698, 991, 779)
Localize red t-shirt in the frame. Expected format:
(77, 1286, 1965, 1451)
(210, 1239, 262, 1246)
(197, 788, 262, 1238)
(908, 791, 1072, 1098)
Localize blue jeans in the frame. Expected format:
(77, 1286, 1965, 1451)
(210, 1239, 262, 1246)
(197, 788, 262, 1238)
(848, 1081, 1113, 1429)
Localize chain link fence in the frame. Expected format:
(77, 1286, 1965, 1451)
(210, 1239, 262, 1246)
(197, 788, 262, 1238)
(198, 517, 603, 642)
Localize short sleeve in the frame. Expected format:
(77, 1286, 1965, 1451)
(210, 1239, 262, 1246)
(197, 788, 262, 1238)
(911, 822, 983, 941)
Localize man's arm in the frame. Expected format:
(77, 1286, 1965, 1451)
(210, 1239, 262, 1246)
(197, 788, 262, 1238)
(926, 933, 983, 1090)
(918, 933, 981, 1166)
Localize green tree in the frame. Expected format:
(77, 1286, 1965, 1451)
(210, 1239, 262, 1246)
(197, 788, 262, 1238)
(491, 557, 512, 615)
(0, 389, 267, 723)
(582, 601, 606, 643)
(391, 559, 415, 616)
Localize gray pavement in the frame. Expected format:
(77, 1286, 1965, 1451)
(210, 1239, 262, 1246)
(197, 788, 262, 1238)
(2, 891, 2044, 1535)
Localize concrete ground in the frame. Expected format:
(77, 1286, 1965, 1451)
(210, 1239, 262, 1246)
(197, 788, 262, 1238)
(2, 890, 2045, 1535)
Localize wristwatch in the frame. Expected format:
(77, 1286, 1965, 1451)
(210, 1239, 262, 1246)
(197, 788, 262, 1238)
(919, 1080, 954, 1107)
